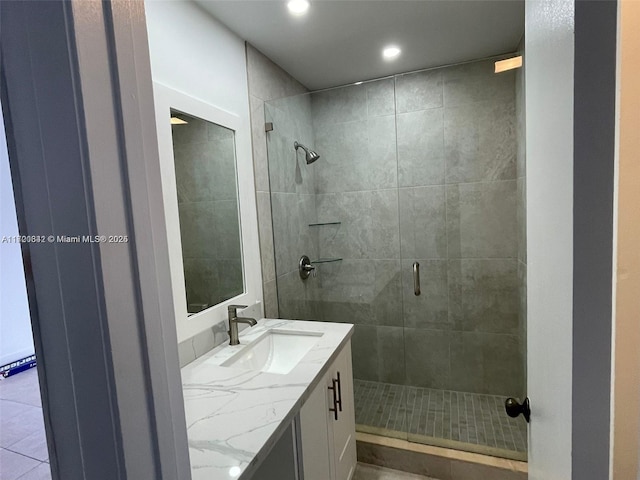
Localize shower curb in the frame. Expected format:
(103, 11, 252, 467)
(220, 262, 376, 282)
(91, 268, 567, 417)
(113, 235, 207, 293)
(356, 432, 527, 480)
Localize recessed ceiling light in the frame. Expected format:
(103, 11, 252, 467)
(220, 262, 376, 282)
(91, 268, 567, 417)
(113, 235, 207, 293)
(287, 0, 310, 16)
(170, 117, 188, 125)
(382, 46, 401, 60)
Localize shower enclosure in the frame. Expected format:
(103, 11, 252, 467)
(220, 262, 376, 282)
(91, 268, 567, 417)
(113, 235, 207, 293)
(264, 56, 527, 461)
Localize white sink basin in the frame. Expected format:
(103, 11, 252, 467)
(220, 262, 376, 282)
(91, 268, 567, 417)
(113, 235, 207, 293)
(220, 329, 323, 375)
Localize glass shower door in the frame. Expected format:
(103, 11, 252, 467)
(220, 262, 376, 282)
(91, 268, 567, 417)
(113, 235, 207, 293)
(395, 59, 527, 460)
(263, 57, 527, 461)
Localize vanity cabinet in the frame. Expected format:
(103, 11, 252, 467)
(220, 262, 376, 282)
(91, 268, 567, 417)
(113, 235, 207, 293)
(299, 341, 357, 480)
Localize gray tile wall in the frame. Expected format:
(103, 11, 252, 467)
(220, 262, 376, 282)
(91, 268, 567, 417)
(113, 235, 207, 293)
(398, 59, 522, 396)
(310, 59, 523, 397)
(253, 54, 525, 397)
(245, 43, 309, 318)
(264, 93, 321, 319)
(310, 78, 408, 384)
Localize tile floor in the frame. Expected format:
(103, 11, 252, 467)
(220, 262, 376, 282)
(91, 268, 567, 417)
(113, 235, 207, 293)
(355, 463, 437, 480)
(0, 368, 51, 480)
(354, 379, 527, 457)
(0, 369, 525, 480)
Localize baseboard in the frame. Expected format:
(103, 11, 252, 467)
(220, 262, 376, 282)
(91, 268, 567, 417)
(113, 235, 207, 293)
(356, 432, 527, 480)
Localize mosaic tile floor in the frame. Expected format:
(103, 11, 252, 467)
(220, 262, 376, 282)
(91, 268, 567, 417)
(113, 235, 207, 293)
(354, 379, 527, 459)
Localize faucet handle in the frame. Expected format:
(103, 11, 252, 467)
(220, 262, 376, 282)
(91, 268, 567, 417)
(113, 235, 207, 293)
(228, 304, 248, 316)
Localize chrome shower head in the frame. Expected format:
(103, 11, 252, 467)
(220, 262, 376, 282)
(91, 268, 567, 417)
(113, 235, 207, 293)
(294, 141, 320, 164)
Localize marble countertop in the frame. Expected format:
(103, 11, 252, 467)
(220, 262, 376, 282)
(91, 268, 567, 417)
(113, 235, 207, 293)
(180, 318, 354, 480)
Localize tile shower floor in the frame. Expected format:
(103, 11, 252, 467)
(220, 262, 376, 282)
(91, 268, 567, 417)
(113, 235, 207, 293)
(354, 379, 527, 459)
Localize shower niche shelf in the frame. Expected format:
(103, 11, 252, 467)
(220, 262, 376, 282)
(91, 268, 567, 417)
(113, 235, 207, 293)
(312, 258, 343, 264)
(309, 221, 341, 227)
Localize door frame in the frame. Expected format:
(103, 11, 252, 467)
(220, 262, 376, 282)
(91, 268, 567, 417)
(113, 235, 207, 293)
(525, 0, 618, 478)
(0, 1, 190, 478)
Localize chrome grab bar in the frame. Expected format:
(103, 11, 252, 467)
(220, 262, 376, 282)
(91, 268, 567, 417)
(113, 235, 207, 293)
(413, 261, 421, 296)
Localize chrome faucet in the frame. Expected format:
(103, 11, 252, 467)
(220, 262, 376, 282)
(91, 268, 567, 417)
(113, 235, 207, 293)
(227, 304, 257, 345)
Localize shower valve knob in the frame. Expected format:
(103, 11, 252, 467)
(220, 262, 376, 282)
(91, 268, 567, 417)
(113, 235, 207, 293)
(299, 255, 315, 280)
(505, 397, 531, 423)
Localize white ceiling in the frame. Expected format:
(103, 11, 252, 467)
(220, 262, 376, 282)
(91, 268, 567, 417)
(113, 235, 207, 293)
(196, 0, 524, 91)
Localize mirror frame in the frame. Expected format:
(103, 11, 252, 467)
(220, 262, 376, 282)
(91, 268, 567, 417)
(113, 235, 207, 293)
(153, 82, 262, 343)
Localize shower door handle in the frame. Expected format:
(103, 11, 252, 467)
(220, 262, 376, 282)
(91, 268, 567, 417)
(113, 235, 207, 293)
(413, 262, 421, 296)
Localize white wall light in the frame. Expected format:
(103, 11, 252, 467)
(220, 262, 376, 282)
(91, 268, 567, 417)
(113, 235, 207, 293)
(495, 55, 523, 73)
(382, 46, 401, 60)
(287, 0, 310, 16)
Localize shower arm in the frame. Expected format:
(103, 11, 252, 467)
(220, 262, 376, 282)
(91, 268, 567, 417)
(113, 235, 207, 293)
(294, 141, 308, 152)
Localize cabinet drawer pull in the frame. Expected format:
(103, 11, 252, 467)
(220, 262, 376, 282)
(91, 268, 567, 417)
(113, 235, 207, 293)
(336, 372, 342, 412)
(328, 378, 339, 420)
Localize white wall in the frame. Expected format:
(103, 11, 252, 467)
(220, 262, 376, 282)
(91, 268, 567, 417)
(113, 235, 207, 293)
(145, 0, 251, 128)
(145, 0, 262, 344)
(0, 106, 34, 367)
(525, 0, 574, 478)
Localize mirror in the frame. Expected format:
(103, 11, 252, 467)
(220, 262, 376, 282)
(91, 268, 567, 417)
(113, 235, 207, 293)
(170, 109, 244, 314)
